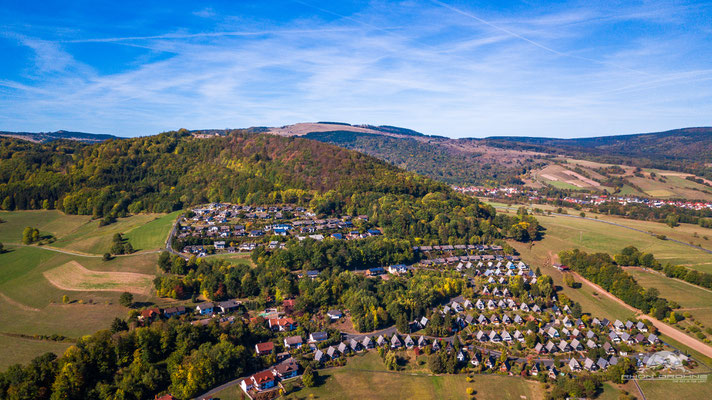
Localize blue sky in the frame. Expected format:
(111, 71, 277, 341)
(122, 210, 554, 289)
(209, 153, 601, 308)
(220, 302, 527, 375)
(1, 0, 711, 138)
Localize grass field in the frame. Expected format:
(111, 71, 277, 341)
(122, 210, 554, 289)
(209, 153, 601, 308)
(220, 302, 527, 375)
(0, 335, 71, 370)
(51, 213, 170, 254)
(124, 210, 181, 251)
(0, 209, 179, 255)
(43, 261, 154, 295)
(496, 210, 712, 273)
(636, 377, 712, 400)
(625, 268, 712, 328)
(271, 352, 544, 400)
(0, 210, 184, 367)
(548, 158, 712, 201)
(0, 210, 90, 243)
(0, 245, 164, 339)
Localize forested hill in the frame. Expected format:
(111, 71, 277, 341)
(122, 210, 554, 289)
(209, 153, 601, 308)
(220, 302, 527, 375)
(0, 130, 120, 143)
(0, 130, 428, 214)
(486, 127, 712, 168)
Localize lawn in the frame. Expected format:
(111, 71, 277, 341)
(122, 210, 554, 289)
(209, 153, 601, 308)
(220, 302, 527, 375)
(625, 268, 712, 328)
(0, 335, 71, 371)
(281, 352, 544, 400)
(636, 377, 712, 400)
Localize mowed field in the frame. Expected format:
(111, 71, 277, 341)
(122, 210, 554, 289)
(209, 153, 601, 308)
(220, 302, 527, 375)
(214, 352, 545, 400)
(498, 210, 712, 273)
(0, 210, 180, 369)
(44, 261, 155, 295)
(0, 209, 179, 255)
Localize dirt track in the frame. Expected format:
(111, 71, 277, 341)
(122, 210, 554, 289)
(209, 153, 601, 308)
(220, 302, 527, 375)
(570, 271, 712, 359)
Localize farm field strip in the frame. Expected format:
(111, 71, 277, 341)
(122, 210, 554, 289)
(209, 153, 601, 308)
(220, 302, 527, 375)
(43, 261, 154, 295)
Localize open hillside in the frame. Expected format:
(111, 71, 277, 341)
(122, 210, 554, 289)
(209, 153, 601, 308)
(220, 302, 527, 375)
(267, 123, 712, 193)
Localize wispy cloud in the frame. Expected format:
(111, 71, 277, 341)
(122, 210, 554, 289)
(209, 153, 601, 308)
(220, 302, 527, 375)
(0, 0, 710, 138)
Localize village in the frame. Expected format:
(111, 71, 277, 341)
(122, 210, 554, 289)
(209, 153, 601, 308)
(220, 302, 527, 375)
(454, 186, 712, 211)
(140, 248, 692, 400)
(172, 203, 382, 256)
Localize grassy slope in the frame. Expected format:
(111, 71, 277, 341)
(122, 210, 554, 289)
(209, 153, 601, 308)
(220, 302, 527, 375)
(124, 210, 182, 251)
(0, 209, 179, 255)
(0, 210, 181, 367)
(0, 335, 71, 370)
(0, 246, 162, 336)
(51, 213, 166, 254)
(0, 210, 90, 243)
(499, 210, 712, 272)
(215, 352, 545, 400)
(626, 268, 712, 327)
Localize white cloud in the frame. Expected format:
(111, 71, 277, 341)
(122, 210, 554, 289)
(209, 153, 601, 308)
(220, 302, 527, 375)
(0, 1, 710, 137)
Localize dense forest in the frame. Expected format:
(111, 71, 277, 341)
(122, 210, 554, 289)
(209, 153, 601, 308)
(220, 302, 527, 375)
(0, 317, 267, 399)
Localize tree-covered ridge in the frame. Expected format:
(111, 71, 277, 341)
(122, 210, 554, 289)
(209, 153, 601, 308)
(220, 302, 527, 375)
(2, 130, 540, 243)
(0, 130, 440, 216)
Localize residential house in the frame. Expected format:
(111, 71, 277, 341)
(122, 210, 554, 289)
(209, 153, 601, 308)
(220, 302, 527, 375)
(309, 331, 328, 343)
(269, 318, 297, 332)
(272, 359, 299, 380)
(255, 342, 274, 356)
(327, 310, 343, 320)
(196, 302, 215, 315)
(218, 299, 241, 314)
(284, 336, 303, 349)
(162, 306, 186, 318)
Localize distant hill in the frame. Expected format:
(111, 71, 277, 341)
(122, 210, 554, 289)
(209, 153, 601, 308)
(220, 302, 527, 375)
(486, 127, 712, 163)
(0, 130, 121, 143)
(266, 123, 712, 188)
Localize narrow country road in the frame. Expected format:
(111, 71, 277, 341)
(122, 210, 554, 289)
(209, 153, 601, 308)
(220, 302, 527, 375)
(569, 271, 712, 359)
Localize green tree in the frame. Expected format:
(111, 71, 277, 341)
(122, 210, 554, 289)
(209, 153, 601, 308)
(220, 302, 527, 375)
(428, 353, 445, 373)
(110, 317, 128, 333)
(22, 226, 35, 244)
(384, 351, 397, 370)
(1, 196, 13, 210)
(302, 366, 316, 387)
(119, 292, 134, 307)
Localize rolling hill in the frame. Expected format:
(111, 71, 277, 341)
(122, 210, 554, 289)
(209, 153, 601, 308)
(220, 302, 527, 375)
(4, 124, 711, 198)
(0, 130, 121, 143)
